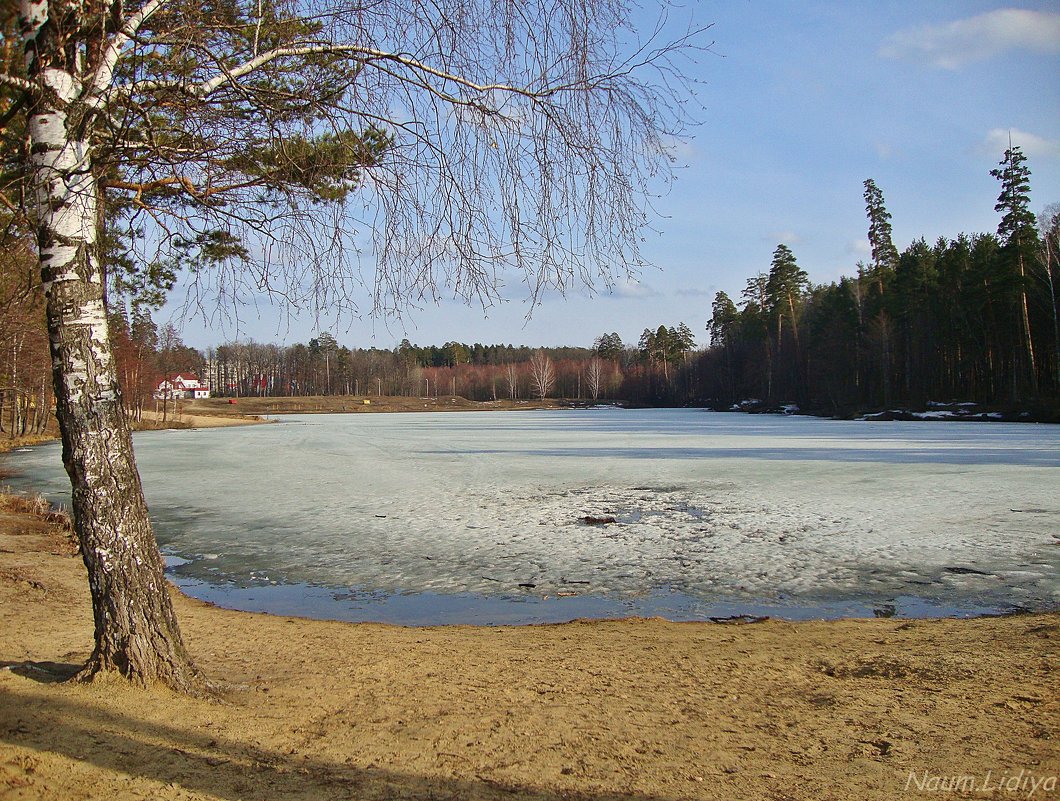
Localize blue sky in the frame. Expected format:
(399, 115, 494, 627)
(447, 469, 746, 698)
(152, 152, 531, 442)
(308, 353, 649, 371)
(168, 1, 1060, 351)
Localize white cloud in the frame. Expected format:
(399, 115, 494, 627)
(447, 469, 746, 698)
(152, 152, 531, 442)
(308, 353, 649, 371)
(880, 9, 1060, 69)
(608, 279, 659, 299)
(981, 127, 1060, 160)
(874, 141, 895, 160)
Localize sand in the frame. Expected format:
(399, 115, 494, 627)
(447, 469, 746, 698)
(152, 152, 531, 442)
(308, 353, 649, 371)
(0, 489, 1057, 801)
(134, 396, 574, 429)
(136, 410, 271, 429)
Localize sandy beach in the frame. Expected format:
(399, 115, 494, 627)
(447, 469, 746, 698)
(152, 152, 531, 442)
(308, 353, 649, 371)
(136, 409, 271, 429)
(0, 486, 1056, 800)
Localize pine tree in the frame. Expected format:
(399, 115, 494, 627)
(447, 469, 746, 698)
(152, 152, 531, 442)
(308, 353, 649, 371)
(1038, 205, 1060, 389)
(765, 244, 808, 350)
(991, 145, 1040, 394)
(993, 148, 1037, 246)
(862, 179, 899, 405)
(764, 244, 808, 401)
(667, 324, 696, 360)
(740, 273, 772, 399)
(594, 332, 625, 361)
(863, 178, 900, 283)
(708, 292, 739, 347)
(709, 292, 739, 401)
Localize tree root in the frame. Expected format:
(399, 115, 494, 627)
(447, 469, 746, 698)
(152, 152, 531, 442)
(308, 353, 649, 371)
(71, 655, 220, 699)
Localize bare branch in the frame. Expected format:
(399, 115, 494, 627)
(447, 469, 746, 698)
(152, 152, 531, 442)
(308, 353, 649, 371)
(103, 40, 587, 108)
(87, 0, 169, 106)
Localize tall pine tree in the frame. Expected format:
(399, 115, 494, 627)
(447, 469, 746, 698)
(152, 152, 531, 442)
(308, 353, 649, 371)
(765, 244, 808, 401)
(765, 244, 808, 351)
(991, 145, 1040, 395)
(862, 178, 898, 405)
(863, 179, 900, 283)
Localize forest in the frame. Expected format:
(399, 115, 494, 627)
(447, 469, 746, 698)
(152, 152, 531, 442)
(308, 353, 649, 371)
(2, 146, 1058, 434)
(696, 151, 1058, 416)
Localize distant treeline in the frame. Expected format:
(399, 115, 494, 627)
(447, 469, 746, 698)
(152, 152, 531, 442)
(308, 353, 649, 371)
(181, 321, 697, 403)
(3, 148, 1057, 425)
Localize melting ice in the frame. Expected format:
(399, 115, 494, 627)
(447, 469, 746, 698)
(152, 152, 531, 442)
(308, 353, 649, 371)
(5, 409, 1058, 621)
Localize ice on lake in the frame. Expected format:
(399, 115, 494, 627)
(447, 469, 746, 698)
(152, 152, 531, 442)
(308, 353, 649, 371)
(5, 409, 1058, 624)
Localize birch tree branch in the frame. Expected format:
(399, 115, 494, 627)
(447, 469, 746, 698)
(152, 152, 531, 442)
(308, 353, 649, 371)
(98, 42, 566, 106)
(88, 0, 169, 106)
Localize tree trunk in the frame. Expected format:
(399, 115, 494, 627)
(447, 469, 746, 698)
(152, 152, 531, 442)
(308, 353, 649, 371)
(1016, 251, 1038, 394)
(35, 377, 49, 434)
(1045, 232, 1060, 390)
(50, 323, 203, 691)
(10, 336, 22, 438)
(27, 36, 204, 691)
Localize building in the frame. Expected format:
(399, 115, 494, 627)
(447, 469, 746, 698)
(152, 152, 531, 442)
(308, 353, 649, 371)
(155, 374, 211, 400)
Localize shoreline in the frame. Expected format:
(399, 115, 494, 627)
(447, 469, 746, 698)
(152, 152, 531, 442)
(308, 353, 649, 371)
(0, 495, 1057, 799)
(183, 394, 1059, 423)
(177, 394, 604, 419)
(14, 393, 1046, 427)
(135, 408, 273, 429)
(165, 571, 1037, 629)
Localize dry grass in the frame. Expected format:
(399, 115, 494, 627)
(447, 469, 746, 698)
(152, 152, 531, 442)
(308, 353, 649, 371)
(0, 492, 70, 529)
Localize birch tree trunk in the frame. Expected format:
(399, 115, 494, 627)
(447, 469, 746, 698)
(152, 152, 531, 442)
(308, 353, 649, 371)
(24, 1, 203, 691)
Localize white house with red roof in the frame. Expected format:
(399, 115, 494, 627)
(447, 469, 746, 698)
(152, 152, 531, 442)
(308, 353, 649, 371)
(155, 374, 211, 400)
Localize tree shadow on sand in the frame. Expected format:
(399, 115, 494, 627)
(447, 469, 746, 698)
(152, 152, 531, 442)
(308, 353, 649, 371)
(0, 666, 684, 801)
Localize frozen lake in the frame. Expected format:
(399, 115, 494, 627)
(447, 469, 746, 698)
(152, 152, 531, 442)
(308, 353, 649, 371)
(4, 409, 1059, 624)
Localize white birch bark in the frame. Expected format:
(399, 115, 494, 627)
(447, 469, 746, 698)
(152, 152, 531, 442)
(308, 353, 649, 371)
(22, 0, 203, 690)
